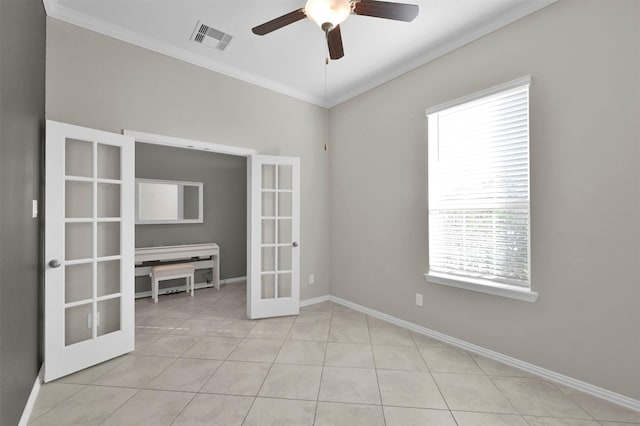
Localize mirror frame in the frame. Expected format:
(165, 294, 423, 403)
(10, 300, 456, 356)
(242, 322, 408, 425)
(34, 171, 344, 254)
(135, 178, 204, 225)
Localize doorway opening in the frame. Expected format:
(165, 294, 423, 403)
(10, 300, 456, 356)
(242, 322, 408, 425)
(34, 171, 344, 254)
(125, 130, 255, 311)
(126, 130, 303, 320)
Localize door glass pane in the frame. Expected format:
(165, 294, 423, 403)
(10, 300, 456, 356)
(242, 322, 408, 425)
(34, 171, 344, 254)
(65, 181, 93, 218)
(262, 165, 275, 189)
(278, 192, 292, 217)
(65, 139, 93, 177)
(278, 165, 292, 190)
(65, 263, 93, 303)
(65, 223, 93, 260)
(278, 273, 292, 298)
(97, 222, 119, 257)
(262, 192, 275, 217)
(261, 247, 275, 272)
(261, 274, 275, 300)
(97, 144, 120, 180)
(65, 303, 93, 346)
(278, 219, 292, 244)
(97, 183, 120, 218)
(97, 298, 121, 336)
(262, 219, 275, 244)
(97, 260, 120, 297)
(278, 246, 292, 271)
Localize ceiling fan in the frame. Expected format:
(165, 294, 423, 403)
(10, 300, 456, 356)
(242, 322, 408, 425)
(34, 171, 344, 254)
(251, 0, 419, 60)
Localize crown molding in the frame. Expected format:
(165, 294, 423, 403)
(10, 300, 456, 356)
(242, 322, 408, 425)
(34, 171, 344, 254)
(327, 0, 557, 107)
(42, 0, 331, 107)
(43, 0, 556, 108)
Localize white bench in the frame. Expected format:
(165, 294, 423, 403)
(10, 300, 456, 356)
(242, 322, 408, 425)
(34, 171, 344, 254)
(150, 263, 195, 303)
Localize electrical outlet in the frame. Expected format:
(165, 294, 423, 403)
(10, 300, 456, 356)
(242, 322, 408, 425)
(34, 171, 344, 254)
(415, 293, 423, 307)
(309, 274, 315, 285)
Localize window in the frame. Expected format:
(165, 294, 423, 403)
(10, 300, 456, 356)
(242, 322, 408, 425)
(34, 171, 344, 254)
(424, 76, 537, 302)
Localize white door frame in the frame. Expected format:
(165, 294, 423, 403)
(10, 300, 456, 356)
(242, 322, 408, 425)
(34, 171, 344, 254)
(123, 130, 260, 302)
(125, 131, 258, 158)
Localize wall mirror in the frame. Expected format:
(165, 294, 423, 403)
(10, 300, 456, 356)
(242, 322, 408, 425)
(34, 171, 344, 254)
(135, 178, 203, 224)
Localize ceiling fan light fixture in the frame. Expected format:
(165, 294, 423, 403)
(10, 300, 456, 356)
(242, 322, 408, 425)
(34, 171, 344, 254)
(252, 0, 418, 61)
(304, 0, 351, 29)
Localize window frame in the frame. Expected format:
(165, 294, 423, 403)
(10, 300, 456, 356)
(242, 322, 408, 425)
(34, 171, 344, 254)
(423, 76, 538, 303)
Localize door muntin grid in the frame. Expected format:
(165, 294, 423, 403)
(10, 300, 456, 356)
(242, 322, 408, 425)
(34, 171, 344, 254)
(64, 138, 122, 346)
(260, 164, 294, 300)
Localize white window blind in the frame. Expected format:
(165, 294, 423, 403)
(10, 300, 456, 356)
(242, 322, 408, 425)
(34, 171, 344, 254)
(427, 78, 531, 289)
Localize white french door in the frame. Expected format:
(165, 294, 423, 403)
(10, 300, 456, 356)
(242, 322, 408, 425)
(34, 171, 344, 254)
(248, 155, 300, 319)
(44, 120, 134, 382)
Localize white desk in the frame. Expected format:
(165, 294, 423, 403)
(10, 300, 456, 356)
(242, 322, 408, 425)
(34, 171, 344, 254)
(135, 243, 220, 291)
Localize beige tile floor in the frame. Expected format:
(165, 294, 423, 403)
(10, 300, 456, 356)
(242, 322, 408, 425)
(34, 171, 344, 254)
(29, 284, 640, 425)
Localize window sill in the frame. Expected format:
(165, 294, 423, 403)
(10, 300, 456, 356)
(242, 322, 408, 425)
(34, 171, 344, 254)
(423, 272, 539, 303)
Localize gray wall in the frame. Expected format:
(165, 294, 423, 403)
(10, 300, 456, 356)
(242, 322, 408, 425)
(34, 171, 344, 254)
(330, 0, 640, 399)
(0, 0, 45, 424)
(45, 18, 331, 301)
(135, 142, 247, 292)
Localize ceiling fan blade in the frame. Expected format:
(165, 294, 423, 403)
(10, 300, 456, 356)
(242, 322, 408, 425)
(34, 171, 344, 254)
(327, 25, 344, 60)
(252, 8, 306, 35)
(353, 0, 419, 22)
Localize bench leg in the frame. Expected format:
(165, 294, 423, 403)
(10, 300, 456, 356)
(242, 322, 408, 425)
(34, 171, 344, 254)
(152, 277, 158, 304)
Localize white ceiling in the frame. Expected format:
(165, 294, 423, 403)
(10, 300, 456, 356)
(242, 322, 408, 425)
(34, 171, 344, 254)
(44, 0, 555, 107)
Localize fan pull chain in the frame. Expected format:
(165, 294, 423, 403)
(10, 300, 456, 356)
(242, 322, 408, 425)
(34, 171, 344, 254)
(325, 31, 330, 67)
(324, 55, 328, 100)
(324, 37, 329, 100)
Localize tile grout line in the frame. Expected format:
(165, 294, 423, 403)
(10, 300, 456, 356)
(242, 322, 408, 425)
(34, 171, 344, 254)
(236, 314, 284, 425)
(26, 383, 89, 424)
(40, 290, 629, 425)
(313, 302, 334, 424)
(166, 391, 198, 426)
(207, 292, 259, 426)
(104, 294, 227, 425)
(199, 286, 255, 424)
(553, 383, 610, 423)
(414, 331, 459, 425)
(34, 287, 243, 425)
(363, 315, 388, 426)
(486, 373, 535, 424)
(488, 374, 598, 423)
(465, 349, 523, 420)
(96, 386, 142, 425)
(139, 288, 243, 425)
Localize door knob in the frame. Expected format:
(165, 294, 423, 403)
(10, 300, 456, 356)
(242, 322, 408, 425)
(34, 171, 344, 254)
(292, 242, 299, 247)
(48, 259, 61, 268)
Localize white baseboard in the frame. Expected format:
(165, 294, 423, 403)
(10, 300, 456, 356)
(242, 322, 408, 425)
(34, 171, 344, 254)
(300, 294, 330, 307)
(134, 276, 247, 299)
(221, 276, 247, 285)
(18, 364, 43, 426)
(329, 295, 640, 413)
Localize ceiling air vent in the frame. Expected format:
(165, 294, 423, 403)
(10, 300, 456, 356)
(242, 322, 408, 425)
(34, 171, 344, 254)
(191, 22, 233, 51)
